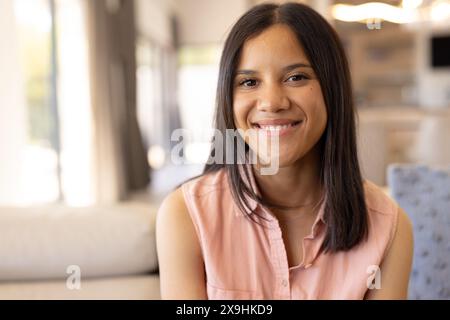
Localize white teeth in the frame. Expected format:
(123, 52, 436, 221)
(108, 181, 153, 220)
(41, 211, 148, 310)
(258, 124, 291, 131)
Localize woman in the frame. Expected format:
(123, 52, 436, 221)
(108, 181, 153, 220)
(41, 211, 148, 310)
(157, 2, 413, 300)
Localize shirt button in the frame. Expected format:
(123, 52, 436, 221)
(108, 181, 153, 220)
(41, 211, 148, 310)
(281, 279, 288, 287)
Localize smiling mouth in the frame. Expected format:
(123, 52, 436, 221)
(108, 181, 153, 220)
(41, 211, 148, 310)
(251, 120, 302, 131)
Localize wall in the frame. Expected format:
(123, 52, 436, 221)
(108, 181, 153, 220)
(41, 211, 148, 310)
(135, 0, 175, 46)
(176, 0, 248, 45)
(415, 23, 450, 109)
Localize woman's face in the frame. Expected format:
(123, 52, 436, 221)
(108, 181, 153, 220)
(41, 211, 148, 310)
(233, 24, 327, 168)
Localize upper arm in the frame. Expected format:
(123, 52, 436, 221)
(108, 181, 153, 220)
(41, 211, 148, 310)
(156, 187, 207, 299)
(365, 207, 414, 300)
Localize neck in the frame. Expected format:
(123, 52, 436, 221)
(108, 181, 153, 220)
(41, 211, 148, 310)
(252, 145, 323, 209)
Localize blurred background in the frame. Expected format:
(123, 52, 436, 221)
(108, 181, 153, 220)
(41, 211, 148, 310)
(0, 0, 449, 299)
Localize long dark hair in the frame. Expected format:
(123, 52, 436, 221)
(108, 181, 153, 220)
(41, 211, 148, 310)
(201, 2, 368, 253)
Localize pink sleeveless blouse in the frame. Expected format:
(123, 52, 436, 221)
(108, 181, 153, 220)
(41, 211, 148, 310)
(181, 167, 399, 300)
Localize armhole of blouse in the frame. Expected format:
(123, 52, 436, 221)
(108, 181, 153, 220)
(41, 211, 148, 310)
(180, 183, 205, 261)
(381, 203, 400, 262)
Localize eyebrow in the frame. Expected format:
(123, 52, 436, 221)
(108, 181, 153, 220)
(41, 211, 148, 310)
(235, 63, 312, 75)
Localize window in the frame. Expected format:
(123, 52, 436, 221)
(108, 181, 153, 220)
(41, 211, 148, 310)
(6, 0, 92, 206)
(137, 38, 165, 168)
(14, 0, 60, 204)
(178, 44, 222, 164)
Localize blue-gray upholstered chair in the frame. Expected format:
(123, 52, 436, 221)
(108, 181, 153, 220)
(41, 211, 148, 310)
(388, 164, 450, 300)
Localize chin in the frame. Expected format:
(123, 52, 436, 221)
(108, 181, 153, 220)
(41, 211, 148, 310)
(254, 150, 300, 168)
(276, 154, 301, 168)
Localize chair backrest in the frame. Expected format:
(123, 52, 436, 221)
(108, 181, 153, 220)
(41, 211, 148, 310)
(388, 164, 450, 299)
(411, 112, 450, 166)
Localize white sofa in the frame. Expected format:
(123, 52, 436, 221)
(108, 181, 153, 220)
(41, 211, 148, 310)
(0, 201, 160, 300)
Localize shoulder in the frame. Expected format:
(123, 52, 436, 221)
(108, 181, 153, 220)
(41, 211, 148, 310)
(156, 187, 192, 239)
(396, 207, 414, 245)
(361, 180, 399, 249)
(181, 168, 229, 198)
(392, 207, 414, 267)
(157, 169, 229, 239)
(156, 186, 203, 271)
(156, 187, 208, 299)
(362, 179, 413, 257)
(364, 205, 414, 299)
(363, 180, 398, 216)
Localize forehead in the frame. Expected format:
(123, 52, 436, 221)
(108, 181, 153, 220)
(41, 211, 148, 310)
(238, 24, 309, 68)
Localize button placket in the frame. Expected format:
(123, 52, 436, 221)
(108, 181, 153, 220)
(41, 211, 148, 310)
(269, 219, 291, 299)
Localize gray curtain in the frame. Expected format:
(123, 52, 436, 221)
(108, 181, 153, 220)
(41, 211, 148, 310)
(84, 0, 149, 203)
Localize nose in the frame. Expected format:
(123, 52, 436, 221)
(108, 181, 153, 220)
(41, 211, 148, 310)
(257, 83, 290, 113)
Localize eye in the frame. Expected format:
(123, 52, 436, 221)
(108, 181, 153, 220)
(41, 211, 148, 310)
(286, 74, 309, 82)
(238, 78, 258, 88)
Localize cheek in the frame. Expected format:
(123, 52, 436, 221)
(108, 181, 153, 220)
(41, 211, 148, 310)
(311, 102, 327, 133)
(233, 96, 253, 129)
(298, 89, 327, 144)
(308, 88, 327, 129)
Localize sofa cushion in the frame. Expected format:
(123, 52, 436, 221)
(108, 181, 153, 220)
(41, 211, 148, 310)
(0, 203, 158, 281)
(0, 274, 160, 300)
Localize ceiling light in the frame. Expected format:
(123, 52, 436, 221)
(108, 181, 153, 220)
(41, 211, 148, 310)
(332, 2, 419, 24)
(402, 0, 423, 9)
